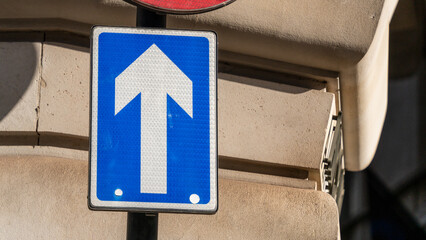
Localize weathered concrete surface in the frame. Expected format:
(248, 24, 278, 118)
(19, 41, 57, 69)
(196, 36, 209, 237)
(0, 0, 399, 170)
(160, 179, 339, 240)
(0, 0, 391, 68)
(340, 25, 390, 171)
(34, 44, 333, 173)
(0, 42, 41, 145)
(0, 155, 339, 240)
(0, 155, 127, 240)
(219, 74, 335, 171)
(38, 43, 90, 138)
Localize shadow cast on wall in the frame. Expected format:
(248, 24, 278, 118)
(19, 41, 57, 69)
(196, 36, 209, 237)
(0, 42, 38, 122)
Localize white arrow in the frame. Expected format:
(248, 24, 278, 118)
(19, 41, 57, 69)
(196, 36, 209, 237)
(115, 44, 193, 194)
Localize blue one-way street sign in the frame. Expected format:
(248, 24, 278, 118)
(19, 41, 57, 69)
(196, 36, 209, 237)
(89, 27, 217, 213)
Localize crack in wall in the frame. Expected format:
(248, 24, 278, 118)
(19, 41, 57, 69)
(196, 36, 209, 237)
(35, 33, 46, 146)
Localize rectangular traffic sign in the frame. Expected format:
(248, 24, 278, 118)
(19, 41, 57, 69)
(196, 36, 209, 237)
(89, 26, 217, 213)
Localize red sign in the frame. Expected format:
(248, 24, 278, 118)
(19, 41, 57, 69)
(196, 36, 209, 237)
(130, 0, 235, 14)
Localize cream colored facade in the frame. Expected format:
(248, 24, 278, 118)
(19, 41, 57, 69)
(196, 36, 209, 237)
(0, 0, 397, 239)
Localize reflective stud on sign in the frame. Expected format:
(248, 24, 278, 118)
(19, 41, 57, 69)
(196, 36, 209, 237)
(89, 27, 217, 213)
(115, 189, 123, 197)
(190, 194, 200, 204)
(115, 44, 193, 194)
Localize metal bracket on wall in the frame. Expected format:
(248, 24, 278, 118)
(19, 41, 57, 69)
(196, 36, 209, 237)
(322, 112, 345, 212)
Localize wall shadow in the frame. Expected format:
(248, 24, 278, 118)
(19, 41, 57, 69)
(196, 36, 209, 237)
(0, 42, 38, 122)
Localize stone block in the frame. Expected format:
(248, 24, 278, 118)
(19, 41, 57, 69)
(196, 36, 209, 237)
(38, 43, 90, 138)
(0, 155, 127, 240)
(218, 74, 335, 171)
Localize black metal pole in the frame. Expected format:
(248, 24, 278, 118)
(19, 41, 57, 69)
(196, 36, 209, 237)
(126, 6, 166, 240)
(127, 212, 158, 240)
(136, 6, 166, 28)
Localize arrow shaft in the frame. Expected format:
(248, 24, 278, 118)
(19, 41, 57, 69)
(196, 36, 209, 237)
(140, 92, 167, 194)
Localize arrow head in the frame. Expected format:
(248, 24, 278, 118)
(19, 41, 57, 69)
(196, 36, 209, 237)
(115, 44, 193, 118)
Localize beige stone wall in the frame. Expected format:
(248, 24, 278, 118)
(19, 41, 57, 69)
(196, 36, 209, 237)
(0, 0, 397, 237)
(0, 153, 339, 240)
(0, 0, 398, 170)
(0, 40, 340, 238)
(0, 41, 335, 181)
(0, 155, 127, 240)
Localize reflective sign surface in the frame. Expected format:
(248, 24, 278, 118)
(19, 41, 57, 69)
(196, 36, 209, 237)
(90, 27, 217, 213)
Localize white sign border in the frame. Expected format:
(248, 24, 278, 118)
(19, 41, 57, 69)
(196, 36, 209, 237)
(89, 26, 217, 213)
